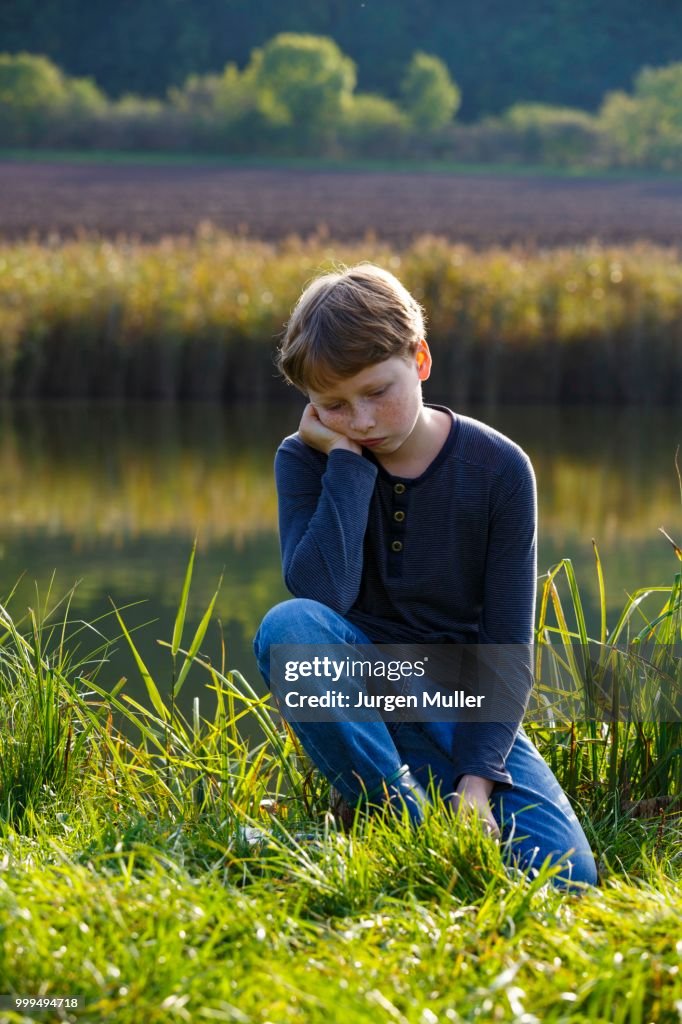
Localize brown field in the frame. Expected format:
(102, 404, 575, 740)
(2, 158, 682, 246)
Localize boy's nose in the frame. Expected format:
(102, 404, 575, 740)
(350, 406, 376, 433)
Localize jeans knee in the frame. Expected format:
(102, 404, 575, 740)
(253, 598, 327, 666)
(559, 852, 598, 888)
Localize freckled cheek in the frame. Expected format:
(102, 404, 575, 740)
(316, 409, 346, 432)
(377, 398, 404, 424)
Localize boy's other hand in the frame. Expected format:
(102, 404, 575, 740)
(448, 775, 500, 839)
(298, 404, 362, 456)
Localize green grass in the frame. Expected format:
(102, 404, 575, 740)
(4, 146, 682, 180)
(2, 825, 681, 1024)
(0, 544, 681, 1022)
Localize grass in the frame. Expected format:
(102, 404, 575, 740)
(4, 147, 682, 181)
(0, 541, 681, 1022)
(531, 541, 682, 811)
(2, 232, 682, 403)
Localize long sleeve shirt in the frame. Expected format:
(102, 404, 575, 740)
(274, 404, 537, 788)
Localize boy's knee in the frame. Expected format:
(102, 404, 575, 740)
(253, 598, 326, 661)
(563, 854, 598, 888)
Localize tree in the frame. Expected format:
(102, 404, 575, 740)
(64, 76, 107, 115)
(0, 52, 67, 139)
(0, 52, 107, 143)
(600, 62, 682, 168)
(400, 51, 460, 130)
(253, 33, 356, 144)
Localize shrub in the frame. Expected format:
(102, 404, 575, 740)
(502, 102, 603, 165)
(254, 33, 356, 152)
(338, 93, 409, 157)
(400, 52, 460, 131)
(0, 52, 68, 143)
(600, 62, 682, 169)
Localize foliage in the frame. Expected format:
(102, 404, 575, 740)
(0, 51, 66, 114)
(6, 0, 682, 123)
(253, 33, 356, 149)
(505, 103, 596, 130)
(400, 51, 460, 130)
(0, 52, 106, 142)
(600, 61, 682, 169)
(338, 93, 409, 157)
(64, 75, 107, 116)
(172, 62, 254, 123)
(500, 102, 604, 164)
(4, 39, 682, 168)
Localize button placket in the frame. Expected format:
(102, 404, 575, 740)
(387, 479, 409, 576)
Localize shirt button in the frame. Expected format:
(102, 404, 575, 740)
(393, 483, 406, 494)
(393, 510, 405, 522)
(391, 540, 403, 553)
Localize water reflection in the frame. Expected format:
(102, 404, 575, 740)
(1, 400, 680, 715)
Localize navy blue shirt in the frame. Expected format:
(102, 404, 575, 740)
(274, 405, 537, 788)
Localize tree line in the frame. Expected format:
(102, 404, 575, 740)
(3, 0, 682, 122)
(2, 35, 682, 170)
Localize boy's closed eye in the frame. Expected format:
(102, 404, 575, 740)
(320, 385, 390, 412)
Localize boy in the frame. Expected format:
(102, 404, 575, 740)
(254, 263, 596, 885)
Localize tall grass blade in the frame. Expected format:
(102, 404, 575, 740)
(592, 539, 607, 648)
(110, 601, 169, 721)
(171, 538, 196, 658)
(659, 526, 682, 563)
(171, 576, 222, 698)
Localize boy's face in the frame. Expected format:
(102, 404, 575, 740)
(307, 341, 431, 456)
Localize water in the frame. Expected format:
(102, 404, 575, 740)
(1, 400, 680, 718)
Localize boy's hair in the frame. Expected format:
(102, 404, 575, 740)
(277, 263, 426, 392)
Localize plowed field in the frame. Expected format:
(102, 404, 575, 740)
(2, 159, 682, 247)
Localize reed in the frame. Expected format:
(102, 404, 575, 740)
(1, 540, 679, 838)
(532, 534, 682, 818)
(2, 232, 682, 402)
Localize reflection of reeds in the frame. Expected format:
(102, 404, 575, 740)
(2, 232, 682, 402)
(0, 408, 679, 544)
(0, 429, 278, 543)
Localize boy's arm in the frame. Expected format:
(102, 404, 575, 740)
(449, 450, 537, 791)
(275, 439, 378, 614)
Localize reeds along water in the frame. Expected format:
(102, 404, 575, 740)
(0, 537, 679, 828)
(1, 233, 682, 403)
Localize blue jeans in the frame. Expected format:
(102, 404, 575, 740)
(254, 598, 597, 886)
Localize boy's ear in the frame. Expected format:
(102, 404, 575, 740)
(416, 339, 432, 381)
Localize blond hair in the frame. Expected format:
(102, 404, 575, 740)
(277, 263, 426, 392)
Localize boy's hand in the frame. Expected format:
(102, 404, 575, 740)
(298, 403, 362, 456)
(448, 775, 500, 839)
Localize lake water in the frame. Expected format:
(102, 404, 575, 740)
(1, 400, 680, 718)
